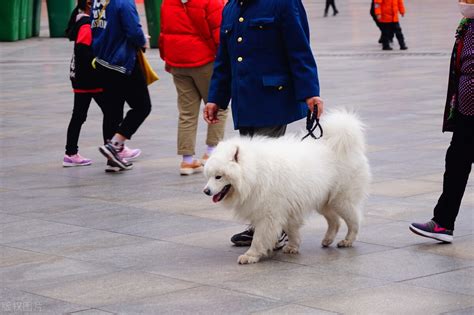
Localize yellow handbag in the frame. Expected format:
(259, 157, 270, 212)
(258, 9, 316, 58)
(137, 50, 159, 85)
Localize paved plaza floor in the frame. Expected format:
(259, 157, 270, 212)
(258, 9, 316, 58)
(0, 0, 473, 314)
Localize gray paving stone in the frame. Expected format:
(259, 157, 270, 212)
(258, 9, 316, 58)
(0, 219, 88, 244)
(0, 287, 86, 314)
(101, 286, 282, 314)
(311, 248, 474, 282)
(299, 283, 474, 315)
(220, 266, 388, 303)
(252, 304, 338, 315)
(402, 267, 474, 296)
(27, 270, 198, 308)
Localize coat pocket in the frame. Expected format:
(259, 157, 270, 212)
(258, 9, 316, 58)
(262, 74, 289, 91)
(249, 17, 278, 50)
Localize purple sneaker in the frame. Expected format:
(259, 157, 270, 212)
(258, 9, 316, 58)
(63, 154, 92, 167)
(409, 220, 453, 243)
(118, 146, 141, 161)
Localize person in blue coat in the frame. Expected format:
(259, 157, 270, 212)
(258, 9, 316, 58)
(91, 0, 152, 172)
(203, 0, 323, 247)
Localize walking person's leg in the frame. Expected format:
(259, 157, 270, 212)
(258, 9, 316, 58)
(380, 23, 393, 50)
(172, 67, 204, 175)
(63, 93, 93, 167)
(331, 0, 339, 15)
(410, 114, 474, 242)
(231, 124, 288, 247)
(324, 0, 330, 16)
(192, 62, 228, 164)
(394, 22, 408, 50)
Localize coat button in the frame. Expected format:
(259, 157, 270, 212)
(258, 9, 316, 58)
(239, 17, 244, 22)
(278, 86, 283, 90)
(237, 37, 243, 43)
(259, 25, 263, 29)
(237, 57, 243, 62)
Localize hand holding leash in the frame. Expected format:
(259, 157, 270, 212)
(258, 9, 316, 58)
(301, 96, 324, 140)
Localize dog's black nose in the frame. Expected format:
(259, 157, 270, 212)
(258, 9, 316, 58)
(203, 188, 212, 196)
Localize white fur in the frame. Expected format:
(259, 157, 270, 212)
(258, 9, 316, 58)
(203, 110, 371, 264)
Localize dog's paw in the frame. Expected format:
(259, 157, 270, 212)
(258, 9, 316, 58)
(238, 254, 260, 264)
(321, 238, 334, 247)
(282, 244, 299, 254)
(337, 239, 353, 248)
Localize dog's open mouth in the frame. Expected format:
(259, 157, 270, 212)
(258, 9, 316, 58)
(212, 184, 231, 203)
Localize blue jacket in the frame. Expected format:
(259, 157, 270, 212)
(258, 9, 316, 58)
(208, 0, 320, 129)
(91, 0, 146, 75)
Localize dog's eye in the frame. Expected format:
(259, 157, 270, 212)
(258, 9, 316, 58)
(215, 176, 222, 180)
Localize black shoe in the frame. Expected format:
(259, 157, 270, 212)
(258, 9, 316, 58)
(333, 10, 339, 16)
(99, 141, 133, 170)
(400, 45, 408, 50)
(324, 13, 328, 17)
(231, 227, 254, 246)
(230, 227, 288, 250)
(274, 231, 288, 250)
(382, 46, 393, 51)
(105, 160, 124, 173)
(378, 37, 383, 44)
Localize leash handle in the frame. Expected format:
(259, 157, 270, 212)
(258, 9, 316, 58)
(301, 107, 323, 141)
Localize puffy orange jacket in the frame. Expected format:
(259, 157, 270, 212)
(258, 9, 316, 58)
(374, 0, 405, 23)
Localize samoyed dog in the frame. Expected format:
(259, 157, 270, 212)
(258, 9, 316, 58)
(203, 110, 371, 264)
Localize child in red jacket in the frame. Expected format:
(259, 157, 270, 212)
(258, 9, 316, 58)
(374, 0, 408, 50)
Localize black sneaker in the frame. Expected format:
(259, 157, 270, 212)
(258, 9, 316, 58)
(99, 141, 133, 170)
(231, 227, 254, 247)
(230, 227, 288, 250)
(409, 220, 453, 243)
(274, 231, 288, 250)
(105, 160, 124, 173)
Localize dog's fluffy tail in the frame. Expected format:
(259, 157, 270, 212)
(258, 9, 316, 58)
(321, 109, 366, 158)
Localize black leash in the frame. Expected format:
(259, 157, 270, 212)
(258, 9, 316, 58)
(301, 107, 323, 141)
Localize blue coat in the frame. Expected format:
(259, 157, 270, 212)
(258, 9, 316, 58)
(208, 0, 320, 129)
(91, 0, 146, 75)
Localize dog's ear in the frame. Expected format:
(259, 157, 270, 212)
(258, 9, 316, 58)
(233, 145, 239, 163)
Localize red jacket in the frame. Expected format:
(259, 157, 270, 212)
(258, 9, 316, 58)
(159, 0, 224, 68)
(374, 0, 405, 23)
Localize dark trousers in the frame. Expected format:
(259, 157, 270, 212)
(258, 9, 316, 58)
(325, 0, 338, 15)
(239, 125, 287, 138)
(97, 60, 152, 140)
(65, 92, 120, 155)
(433, 113, 474, 230)
(381, 22, 405, 48)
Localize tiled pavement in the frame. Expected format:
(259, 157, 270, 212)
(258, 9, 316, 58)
(0, 0, 473, 314)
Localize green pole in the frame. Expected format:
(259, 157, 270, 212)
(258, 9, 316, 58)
(18, 0, 28, 40)
(26, 0, 34, 38)
(144, 0, 163, 49)
(0, 0, 21, 41)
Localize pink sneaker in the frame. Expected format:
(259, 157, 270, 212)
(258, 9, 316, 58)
(118, 146, 141, 161)
(63, 153, 92, 167)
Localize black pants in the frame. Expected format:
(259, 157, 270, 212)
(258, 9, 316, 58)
(65, 92, 121, 155)
(433, 113, 474, 230)
(97, 60, 152, 140)
(381, 22, 405, 48)
(239, 125, 287, 138)
(325, 0, 338, 15)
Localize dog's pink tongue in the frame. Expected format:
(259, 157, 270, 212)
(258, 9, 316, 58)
(212, 194, 220, 203)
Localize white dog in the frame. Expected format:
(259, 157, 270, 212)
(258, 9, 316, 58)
(203, 110, 371, 264)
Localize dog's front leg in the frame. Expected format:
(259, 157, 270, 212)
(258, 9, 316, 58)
(238, 221, 279, 264)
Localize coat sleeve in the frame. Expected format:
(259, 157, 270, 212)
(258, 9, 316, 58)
(207, 19, 231, 109)
(374, 0, 382, 17)
(398, 0, 405, 15)
(119, 0, 147, 48)
(206, 0, 224, 48)
(278, 0, 320, 100)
